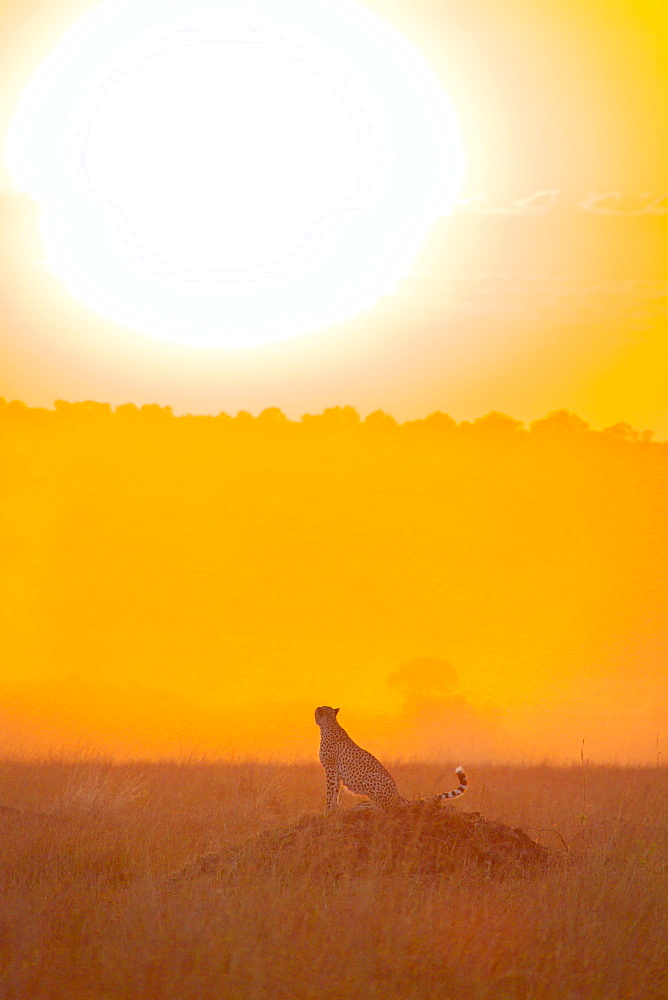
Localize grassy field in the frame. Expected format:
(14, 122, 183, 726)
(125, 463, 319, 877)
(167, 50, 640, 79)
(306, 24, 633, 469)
(0, 757, 666, 1000)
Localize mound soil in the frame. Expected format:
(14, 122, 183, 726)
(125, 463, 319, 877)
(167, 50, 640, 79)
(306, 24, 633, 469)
(170, 804, 553, 883)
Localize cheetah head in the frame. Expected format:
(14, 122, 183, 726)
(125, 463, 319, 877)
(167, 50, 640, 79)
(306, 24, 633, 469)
(314, 706, 340, 726)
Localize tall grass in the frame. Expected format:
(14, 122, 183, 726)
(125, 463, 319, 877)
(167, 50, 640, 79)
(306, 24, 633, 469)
(0, 759, 666, 999)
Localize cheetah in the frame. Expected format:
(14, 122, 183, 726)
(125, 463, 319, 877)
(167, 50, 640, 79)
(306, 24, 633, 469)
(315, 705, 467, 810)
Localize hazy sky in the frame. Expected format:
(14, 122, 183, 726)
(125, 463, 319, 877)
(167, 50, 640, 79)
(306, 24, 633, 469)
(1, 0, 667, 765)
(1, 0, 667, 434)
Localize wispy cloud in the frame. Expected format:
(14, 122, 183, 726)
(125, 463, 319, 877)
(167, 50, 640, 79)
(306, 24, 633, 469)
(454, 190, 560, 215)
(578, 192, 668, 216)
(514, 190, 560, 215)
(399, 272, 668, 330)
(454, 190, 668, 216)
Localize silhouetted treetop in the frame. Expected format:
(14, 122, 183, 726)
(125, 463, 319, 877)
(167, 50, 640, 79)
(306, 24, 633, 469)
(471, 412, 525, 435)
(529, 410, 590, 436)
(363, 410, 398, 431)
(0, 399, 662, 450)
(257, 407, 288, 424)
(302, 405, 361, 428)
(421, 411, 457, 433)
(116, 403, 140, 418)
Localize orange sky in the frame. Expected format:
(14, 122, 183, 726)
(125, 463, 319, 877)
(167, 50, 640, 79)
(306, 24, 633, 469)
(0, 1, 667, 765)
(0, 0, 666, 434)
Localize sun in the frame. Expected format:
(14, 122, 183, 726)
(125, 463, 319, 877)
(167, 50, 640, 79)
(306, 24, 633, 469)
(6, 0, 464, 349)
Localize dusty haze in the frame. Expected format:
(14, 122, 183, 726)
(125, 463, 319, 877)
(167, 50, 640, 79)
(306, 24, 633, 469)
(1, 400, 666, 764)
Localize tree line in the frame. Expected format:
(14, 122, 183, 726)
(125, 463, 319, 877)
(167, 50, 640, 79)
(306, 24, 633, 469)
(0, 397, 659, 446)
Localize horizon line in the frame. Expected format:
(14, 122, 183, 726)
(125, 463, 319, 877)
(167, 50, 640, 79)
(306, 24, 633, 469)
(0, 396, 663, 442)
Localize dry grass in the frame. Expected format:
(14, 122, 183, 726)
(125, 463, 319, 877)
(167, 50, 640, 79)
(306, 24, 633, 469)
(0, 758, 666, 999)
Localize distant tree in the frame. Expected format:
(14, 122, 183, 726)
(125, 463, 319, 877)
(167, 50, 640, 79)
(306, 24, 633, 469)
(51, 399, 112, 420)
(335, 405, 361, 425)
(257, 407, 288, 424)
(181, 413, 214, 425)
(422, 411, 457, 432)
(389, 657, 459, 702)
(115, 403, 139, 418)
(302, 405, 361, 429)
(403, 411, 457, 434)
(470, 411, 524, 435)
(529, 410, 590, 436)
(601, 423, 655, 445)
(140, 403, 172, 419)
(78, 400, 112, 417)
(2, 399, 51, 422)
(363, 410, 397, 431)
(5, 399, 28, 415)
(602, 422, 640, 442)
(234, 410, 254, 424)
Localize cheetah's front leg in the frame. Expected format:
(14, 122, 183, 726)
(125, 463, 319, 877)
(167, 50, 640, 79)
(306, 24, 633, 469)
(324, 764, 341, 811)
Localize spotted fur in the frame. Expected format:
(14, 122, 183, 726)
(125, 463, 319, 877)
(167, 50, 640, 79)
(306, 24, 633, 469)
(315, 705, 467, 810)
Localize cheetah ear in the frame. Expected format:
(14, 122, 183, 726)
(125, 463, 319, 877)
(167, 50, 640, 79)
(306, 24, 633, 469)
(334, 707, 340, 715)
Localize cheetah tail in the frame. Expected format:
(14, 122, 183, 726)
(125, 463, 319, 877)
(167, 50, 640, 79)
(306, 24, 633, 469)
(432, 765, 467, 802)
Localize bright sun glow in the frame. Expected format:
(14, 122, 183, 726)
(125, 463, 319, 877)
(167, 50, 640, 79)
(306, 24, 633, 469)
(7, 0, 464, 348)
